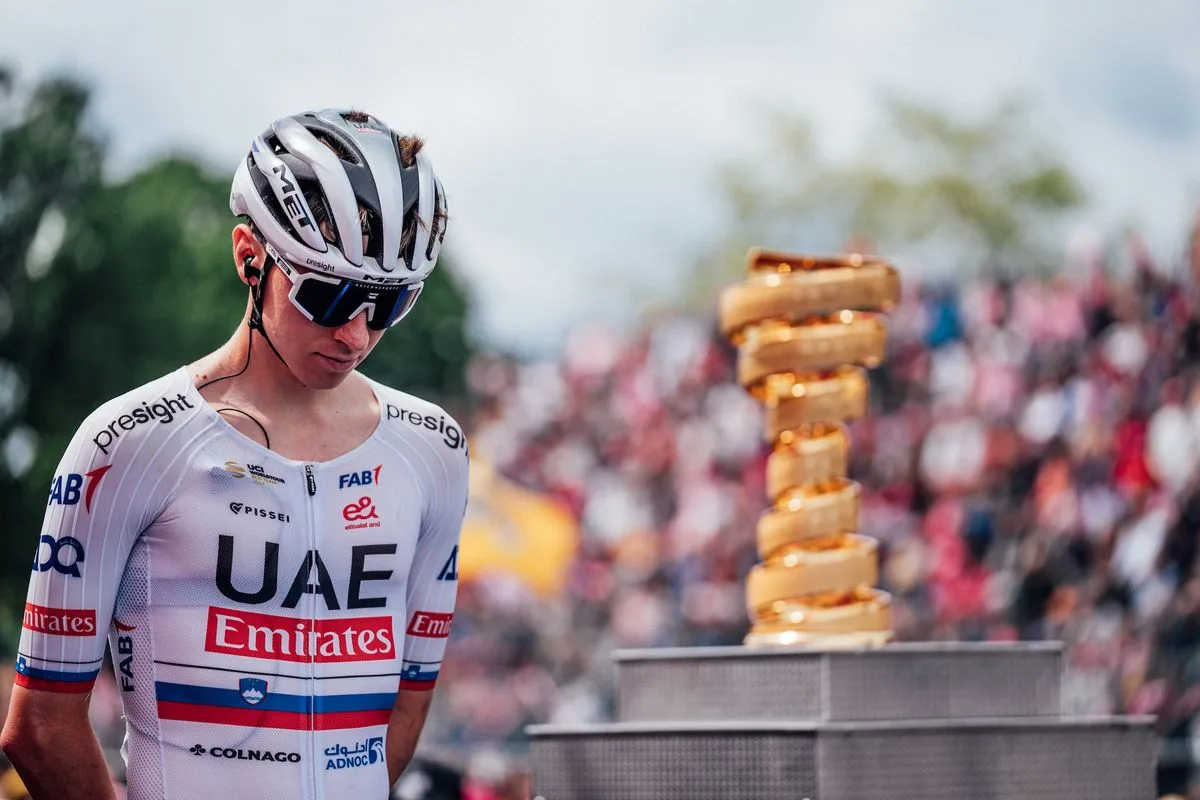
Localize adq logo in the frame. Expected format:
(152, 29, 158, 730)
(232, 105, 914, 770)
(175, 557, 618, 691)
(33, 535, 85, 578)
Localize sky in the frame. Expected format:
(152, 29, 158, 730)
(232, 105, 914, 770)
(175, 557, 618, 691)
(4, 0, 1200, 354)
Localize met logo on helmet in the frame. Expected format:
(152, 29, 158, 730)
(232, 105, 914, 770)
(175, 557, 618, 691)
(271, 164, 316, 233)
(355, 273, 406, 285)
(47, 465, 112, 513)
(339, 466, 381, 489)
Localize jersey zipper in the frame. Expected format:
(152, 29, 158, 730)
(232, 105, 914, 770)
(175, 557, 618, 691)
(303, 463, 318, 800)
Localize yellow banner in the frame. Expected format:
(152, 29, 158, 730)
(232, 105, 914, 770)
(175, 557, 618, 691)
(459, 459, 578, 597)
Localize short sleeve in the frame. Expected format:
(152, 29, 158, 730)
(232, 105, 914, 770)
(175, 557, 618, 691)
(16, 408, 160, 693)
(398, 437, 469, 691)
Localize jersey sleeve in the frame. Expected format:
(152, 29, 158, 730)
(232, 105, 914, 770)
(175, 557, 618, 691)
(16, 408, 161, 694)
(399, 438, 469, 692)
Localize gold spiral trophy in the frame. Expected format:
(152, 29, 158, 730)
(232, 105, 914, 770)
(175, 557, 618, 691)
(525, 246, 1157, 800)
(719, 248, 900, 648)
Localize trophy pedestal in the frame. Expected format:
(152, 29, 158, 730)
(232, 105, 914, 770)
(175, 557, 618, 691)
(527, 643, 1156, 800)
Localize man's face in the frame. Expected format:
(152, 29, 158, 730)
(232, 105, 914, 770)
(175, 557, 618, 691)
(261, 263, 387, 390)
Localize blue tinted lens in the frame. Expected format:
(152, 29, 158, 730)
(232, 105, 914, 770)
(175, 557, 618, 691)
(293, 278, 411, 330)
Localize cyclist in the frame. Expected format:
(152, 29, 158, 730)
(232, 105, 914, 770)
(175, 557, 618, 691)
(0, 109, 469, 799)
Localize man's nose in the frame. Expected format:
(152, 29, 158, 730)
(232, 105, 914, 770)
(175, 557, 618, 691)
(333, 312, 371, 350)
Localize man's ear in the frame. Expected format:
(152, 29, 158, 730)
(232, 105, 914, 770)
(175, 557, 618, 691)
(232, 224, 265, 286)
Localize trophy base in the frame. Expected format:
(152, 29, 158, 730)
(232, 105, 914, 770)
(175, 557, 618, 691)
(527, 643, 1156, 799)
(529, 717, 1155, 800)
(614, 642, 1062, 723)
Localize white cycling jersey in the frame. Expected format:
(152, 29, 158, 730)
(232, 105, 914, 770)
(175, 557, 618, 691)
(16, 367, 469, 799)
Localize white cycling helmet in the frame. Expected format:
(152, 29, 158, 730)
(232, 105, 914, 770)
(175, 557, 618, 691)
(230, 109, 446, 285)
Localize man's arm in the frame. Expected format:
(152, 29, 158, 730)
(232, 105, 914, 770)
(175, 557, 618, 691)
(0, 685, 115, 800)
(385, 688, 435, 785)
(6, 389, 169, 799)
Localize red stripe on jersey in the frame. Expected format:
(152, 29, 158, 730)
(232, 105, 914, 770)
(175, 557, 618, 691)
(15, 673, 96, 693)
(398, 677, 437, 691)
(156, 700, 390, 730)
(312, 708, 391, 730)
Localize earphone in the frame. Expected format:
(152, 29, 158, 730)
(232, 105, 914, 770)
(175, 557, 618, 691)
(243, 253, 261, 282)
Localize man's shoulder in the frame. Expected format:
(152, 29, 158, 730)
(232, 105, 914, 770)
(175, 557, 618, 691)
(80, 368, 205, 460)
(370, 381, 469, 460)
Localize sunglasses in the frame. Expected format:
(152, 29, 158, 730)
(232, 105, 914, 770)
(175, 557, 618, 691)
(262, 242, 423, 331)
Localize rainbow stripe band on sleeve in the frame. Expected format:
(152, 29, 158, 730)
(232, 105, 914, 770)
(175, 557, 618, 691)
(14, 662, 100, 693)
(398, 661, 439, 691)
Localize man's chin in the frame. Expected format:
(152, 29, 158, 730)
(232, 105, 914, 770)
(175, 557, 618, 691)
(302, 353, 361, 387)
(301, 369, 354, 391)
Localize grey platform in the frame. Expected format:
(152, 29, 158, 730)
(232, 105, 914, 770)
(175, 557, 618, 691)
(527, 643, 1157, 800)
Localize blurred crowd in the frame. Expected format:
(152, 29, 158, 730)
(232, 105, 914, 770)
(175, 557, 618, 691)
(444, 224, 1200, 799)
(6, 226, 1200, 799)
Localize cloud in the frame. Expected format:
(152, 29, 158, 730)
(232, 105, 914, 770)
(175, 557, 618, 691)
(5, 0, 1200, 353)
(1051, 30, 1200, 143)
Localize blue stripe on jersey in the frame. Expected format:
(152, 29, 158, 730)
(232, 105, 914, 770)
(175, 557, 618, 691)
(15, 662, 101, 683)
(154, 681, 395, 713)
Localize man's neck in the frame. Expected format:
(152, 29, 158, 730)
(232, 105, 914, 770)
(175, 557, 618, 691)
(191, 321, 382, 461)
(202, 326, 343, 417)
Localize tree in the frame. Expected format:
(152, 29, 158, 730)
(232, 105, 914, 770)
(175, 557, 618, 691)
(0, 70, 109, 647)
(0, 72, 474, 639)
(685, 95, 1086, 306)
